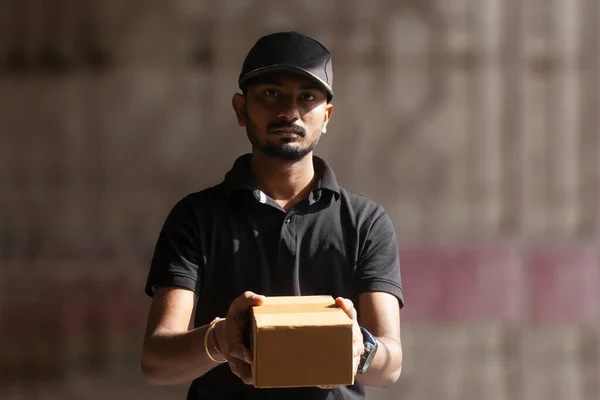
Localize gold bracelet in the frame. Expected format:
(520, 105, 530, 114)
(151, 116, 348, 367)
(204, 317, 227, 364)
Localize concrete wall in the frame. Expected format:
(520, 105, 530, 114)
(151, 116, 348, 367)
(1, 0, 599, 399)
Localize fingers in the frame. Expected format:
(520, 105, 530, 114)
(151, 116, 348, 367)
(352, 353, 362, 376)
(353, 340, 365, 375)
(335, 297, 361, 345)
(353, 342, 364, 358)
(226, 335, 254, 384)
(228, 343, 252, 364)
(227, 344, 254, 385)
(335, 297, 365, 373)
(354, 332, 365, 357)
(228, 357, 254, 385)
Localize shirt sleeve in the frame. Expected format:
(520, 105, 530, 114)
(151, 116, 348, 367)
(144, 196, 204, 297)
(354, 206, 404, 309)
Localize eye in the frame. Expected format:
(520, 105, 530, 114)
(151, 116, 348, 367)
(264, 89, 278, 97)
(300, 93, 316, 101)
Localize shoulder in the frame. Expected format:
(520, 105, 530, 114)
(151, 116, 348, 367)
(337, 186, 390, 225)
(162, 183, 228, 221)
(334, 186, 398, 243)
(182, 184, 226, 206)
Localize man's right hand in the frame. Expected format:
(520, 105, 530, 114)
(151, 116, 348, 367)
(213, 291, 266, 385)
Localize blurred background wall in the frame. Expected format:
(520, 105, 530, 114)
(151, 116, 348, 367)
(1, 0, 599, 399)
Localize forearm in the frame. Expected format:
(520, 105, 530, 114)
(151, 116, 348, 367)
(355, 336, 402, 387)
(141, 323, 224, 385)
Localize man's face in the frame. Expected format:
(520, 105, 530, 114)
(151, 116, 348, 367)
(233, 72, 333, 161)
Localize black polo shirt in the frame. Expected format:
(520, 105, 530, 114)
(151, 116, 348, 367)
(145, 153, 404, 400)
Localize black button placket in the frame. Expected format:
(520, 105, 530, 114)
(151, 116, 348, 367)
(253, 189, 319, 296)
(275, 207, 299, 295)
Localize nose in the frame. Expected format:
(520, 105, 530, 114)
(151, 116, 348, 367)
(276, 96, 300, 121)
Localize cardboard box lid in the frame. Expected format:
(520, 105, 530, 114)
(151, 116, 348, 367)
(252, 295, 353, 328)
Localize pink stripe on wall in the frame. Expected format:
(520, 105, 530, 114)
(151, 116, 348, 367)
(399, 244, 525, 322)
(527, 248, 600, 326)
(399, 244, 600, 326)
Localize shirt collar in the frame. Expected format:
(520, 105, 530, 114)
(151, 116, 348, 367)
(223, 153, 341, 201)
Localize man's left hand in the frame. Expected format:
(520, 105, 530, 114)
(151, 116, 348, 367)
(317, 297, 364, 389)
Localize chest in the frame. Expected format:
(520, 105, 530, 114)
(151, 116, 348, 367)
(199, 202, 360, 299)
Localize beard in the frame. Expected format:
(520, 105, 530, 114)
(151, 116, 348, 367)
(245, 119, 322, 161)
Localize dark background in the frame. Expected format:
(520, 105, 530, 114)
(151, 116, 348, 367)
(1, 0, 599, 399)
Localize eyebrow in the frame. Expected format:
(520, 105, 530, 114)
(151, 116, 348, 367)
(299, 84, 322, 91)
(254, 79, 322, 91)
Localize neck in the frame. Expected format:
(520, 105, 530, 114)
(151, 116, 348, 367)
(250, 151, 316, 211)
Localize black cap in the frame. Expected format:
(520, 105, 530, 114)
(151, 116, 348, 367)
(238, 31, 334, 100)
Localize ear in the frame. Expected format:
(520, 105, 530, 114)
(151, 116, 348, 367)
(232, 93, 248, 127)
(321, 103, 333, 134)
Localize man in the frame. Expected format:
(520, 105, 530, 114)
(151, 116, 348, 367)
(141, 31, 404, 400)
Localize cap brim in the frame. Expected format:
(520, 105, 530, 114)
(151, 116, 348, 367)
(238, 64, 334, 99)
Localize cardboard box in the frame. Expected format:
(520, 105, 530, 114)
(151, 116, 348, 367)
(250, 295, 354, 388)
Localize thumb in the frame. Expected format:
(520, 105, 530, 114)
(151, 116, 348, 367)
(247, 291, 266, 304)
(242, 291, 266, 306)
(335, 297, 355, 319)
(231, 291, 266, 313)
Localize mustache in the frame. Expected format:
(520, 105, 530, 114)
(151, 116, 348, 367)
(267, 121, 306, 137)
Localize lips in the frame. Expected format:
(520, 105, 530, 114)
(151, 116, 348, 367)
(271, 129, 301, 134)
(269, 129, 305, 139)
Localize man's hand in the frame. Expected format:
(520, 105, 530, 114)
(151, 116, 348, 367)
(335, 297, 365, 376)
(318, 297, 364, 389)
(213, 291, 266, 385)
